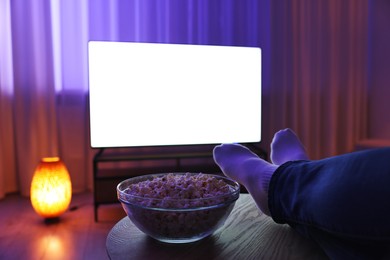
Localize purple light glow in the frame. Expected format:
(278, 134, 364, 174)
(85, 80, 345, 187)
(6, 1, 270, 94)
(88, 0, 268, 45)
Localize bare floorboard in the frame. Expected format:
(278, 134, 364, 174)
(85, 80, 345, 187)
(0, 192, 126, 260)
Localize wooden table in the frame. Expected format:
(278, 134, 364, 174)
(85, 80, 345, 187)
(106, 194, 328, 260)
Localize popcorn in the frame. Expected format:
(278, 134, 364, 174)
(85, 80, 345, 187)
(123, 173, 232, 208)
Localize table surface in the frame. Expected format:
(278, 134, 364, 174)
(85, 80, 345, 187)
(106, 194, 328, 260)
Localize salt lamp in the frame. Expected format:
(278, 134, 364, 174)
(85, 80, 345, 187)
(30, 157, 72, 219)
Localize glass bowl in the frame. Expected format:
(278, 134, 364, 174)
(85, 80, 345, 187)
(117, 172, 240, 243)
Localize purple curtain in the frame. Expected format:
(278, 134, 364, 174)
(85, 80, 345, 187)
(0, 0, 271, 197)
(1, 0, 380, 198)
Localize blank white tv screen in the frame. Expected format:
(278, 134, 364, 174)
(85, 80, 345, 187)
(88, 41, 261, 148)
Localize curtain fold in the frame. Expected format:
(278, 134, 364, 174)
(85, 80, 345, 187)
(10, 1, 59, 196)
(0, 0, 17, 198)
(0, 0, 370, 198)
(267, 0, 368, 159)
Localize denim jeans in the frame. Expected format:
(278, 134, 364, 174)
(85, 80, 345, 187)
(268, 148, 390, 259)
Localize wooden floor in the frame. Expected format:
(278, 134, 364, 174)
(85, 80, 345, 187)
(0, 192, 126, 260)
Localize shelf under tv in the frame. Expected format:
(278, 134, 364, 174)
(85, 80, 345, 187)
(92, 144, 266, 222)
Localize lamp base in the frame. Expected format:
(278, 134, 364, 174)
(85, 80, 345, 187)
(44, 217, 60, 224)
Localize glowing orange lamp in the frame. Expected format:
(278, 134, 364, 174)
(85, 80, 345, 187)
(30, 157, 72, 219)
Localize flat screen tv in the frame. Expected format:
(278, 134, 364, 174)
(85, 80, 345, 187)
(88, 41, 261, 148)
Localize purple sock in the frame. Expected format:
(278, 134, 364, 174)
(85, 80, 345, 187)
(270, 128, 309, 165)
(213, 143, 276, 216)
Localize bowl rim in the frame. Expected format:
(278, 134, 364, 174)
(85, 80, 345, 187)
(117, 172, 240, 207)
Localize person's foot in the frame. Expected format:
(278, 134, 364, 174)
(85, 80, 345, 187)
(213, 143, 276, 216)
(270, 128, 309, 165)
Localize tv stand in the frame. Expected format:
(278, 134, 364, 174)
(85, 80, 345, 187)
(92, 144, 266, 221)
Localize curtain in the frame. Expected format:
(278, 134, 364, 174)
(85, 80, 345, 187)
(0, 0, 270, 198)
(0, 0, 370, 199)
(0, 0, 17, 199)
(0, 0, 91, 198)
(264, 0, 369, 159)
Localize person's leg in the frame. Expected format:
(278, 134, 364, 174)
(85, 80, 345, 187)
(269, 147, 390, 234)
(214, 128, 390, 258)
(269, 147, 390, 258)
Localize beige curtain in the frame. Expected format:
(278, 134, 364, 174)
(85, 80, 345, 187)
(263, 0, 369, 160)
